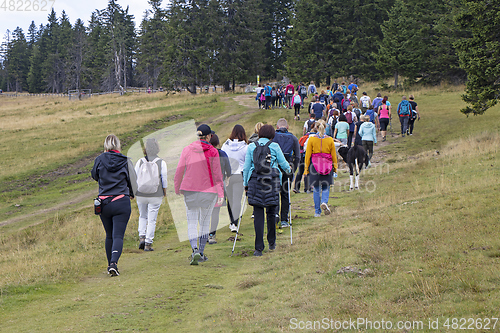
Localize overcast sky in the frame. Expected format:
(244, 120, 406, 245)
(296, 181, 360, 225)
(0, 0, 155, 44)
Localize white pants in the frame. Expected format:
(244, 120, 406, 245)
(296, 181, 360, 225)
(184, 195, 216, 250)
(137, 196, 163, 244)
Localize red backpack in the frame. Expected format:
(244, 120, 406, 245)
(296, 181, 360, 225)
(345, 111, 353, 124)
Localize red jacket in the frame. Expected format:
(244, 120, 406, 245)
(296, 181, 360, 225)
(286, 84, 295, 95)
(174, 140, 224, 197)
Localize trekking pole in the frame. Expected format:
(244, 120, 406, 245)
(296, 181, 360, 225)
(231, 194, 247, 256)
(288, 179, 293, 245)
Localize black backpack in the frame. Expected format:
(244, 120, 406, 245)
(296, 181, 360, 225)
(253, 141, 272, 175)
(307, 119, 315, 132)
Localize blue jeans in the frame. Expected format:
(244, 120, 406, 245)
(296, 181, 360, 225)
(313, 182, 330, 215)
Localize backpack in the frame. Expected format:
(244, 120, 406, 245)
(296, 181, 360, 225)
(300, 86, 307, 95)
(293, 95, 302, 105)
(398, 100, 411, 116)
(253, 141, 273, 175)
(287, 87, 293, 95)
(345, 111, 353, 124)
(341, 85, 347, 94)
(342, 99, 350, 111)
(365, 109, 375, 123)
(298, 134, 309, 148)
(306, 119, 315, 132)
(271, 89, 277, 97)
(274, 131, 296, 164)
(136, 157, 161, 194)
(319, 95, 326, 104)
(265, 86, 272, 95)
(310, 85, 316, 94)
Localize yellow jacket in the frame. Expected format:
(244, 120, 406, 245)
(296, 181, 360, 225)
(304, 135, 338, 175)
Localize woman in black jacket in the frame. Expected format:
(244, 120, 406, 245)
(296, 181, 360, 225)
(91, 134, 136, 276)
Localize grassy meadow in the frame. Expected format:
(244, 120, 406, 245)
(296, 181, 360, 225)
(0, 86, 499, 332)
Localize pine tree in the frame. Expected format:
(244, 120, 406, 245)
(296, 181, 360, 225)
(376, 0, 422, 88)
(455, 0, 499, 115)
(6, 27, 30, 92)
(215, 0, 265, 90)
(137, 0, 166, 90)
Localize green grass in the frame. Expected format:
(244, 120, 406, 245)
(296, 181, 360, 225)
(1, 87, 500, 332)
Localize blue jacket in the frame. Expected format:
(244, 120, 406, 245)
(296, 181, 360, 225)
(358, 121, 377, 143)
(273, 128, 300, 172)
(243, 138, 291, 187)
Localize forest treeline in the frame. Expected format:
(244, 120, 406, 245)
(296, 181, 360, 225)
(0, 0, 497, 114)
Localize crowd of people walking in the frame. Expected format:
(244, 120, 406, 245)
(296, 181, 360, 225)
(92, 81, 421, 274)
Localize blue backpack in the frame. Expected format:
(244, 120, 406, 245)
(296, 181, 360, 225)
(398, 100, 411, 116)
(365, 109, 375, 123)
(265, 86, 272, 95)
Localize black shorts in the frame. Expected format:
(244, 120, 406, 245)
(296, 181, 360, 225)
(380, 118, 389, 131)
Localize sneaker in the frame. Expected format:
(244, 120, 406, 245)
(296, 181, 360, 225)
(139, 236, 145, 250)
(208, 235, 217, 244)
(382, 136, 386, 142)
(314, 214, 321, 218)
(320, 202, 331, 215)
(293, 188, 300, 194)
(229, 224, 238, 232)
(190, 251, 201, 265)
(198, 254, 208, 263)
(108, 263, 119, 276)
(280, 221, 290, 228)
(269, 243, 276, 251)
(402, 134, 405, 137)
(297, 116, 300, 120)
(251, 214, 254, 219)
(144, 243, 154, 251)
(253, 250, 263, 257)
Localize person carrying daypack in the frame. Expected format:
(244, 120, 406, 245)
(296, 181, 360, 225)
(303, 113, 316, 135)
(271, 87, 277, 109)
(135, 138, 168, 252)
(408, 94, 420, 135)
(273, 118, 300, 228)
(345, 105, 358, 148)
(299, 83, 308, 106)
(397, 96, 412, 137)
(286, 82, 295, 109)
(264, 84, 272, 109)
(341, 97, 351, 112)
(243, 125, 291, 256)
(293, 92, 302, 120)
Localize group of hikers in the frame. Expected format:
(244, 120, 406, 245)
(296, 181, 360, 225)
(91, 81, 421, 275)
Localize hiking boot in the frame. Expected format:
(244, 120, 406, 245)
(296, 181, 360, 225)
(297, 115, 300, 120)
(198, 254, 208, 263)
(293, 188, 300, 194)
(229, 223, 238, 232)
(320, 202, 331, 215)
(108, 263, 119, 276)
(382, 136, 386, 142)
(190, 251, 201, 265)
(269, 243, 276, 251)
(139, 236, 146, 250)
(144, 243, 154, 251)
(208, 235, 217, 244)
(253, 250, 263, 257)
(280, 221, 290, 228)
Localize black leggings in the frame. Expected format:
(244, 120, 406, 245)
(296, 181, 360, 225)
(294, 103, 301, 116)
(100, 196, 131, 265)
(379, 118, 389, 131)
(253, 205, 277, 251)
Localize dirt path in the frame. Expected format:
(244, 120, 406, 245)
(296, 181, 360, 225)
(0, 190, 94, 228)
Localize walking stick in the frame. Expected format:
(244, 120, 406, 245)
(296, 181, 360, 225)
(231, 194, 247, 256)
(288, 179, 293, 245)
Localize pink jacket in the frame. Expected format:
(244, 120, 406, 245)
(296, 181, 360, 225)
(174, 140, 224, 197)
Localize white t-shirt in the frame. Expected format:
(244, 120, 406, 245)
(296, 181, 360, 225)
(360, 95, 371, 108)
